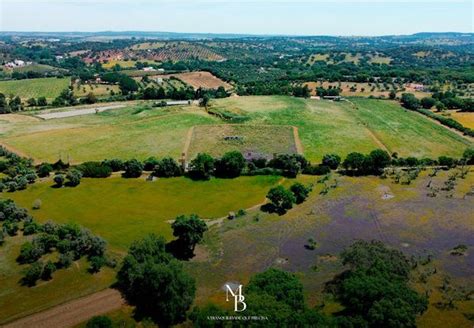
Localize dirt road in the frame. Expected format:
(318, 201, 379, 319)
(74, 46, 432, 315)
(2, 289, 124, 328)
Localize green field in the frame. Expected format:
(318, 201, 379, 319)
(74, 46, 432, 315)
(0, 77, 70, 100)
(0, 96, 471, 164)
(0, 234, 116, 324)
(187, 124, 298, 159)
(6, 175, 281, 250)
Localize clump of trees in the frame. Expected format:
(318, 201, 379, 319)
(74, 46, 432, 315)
(265, 182, 312, 214)
(122, 159, 144, 178)
(116, 234, 195, 326)
(326, 240, 428, 327)
(342, 149, 391, 175)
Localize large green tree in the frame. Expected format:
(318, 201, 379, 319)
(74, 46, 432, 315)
(117, 234, 195, 326)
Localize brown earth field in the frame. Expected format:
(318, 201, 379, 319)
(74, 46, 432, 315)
(160, 71, 233, 90)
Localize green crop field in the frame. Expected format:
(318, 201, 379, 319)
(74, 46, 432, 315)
(0, 96, 470, 164)
(7, 175, 281, 250)
(0, 77, 70, 100)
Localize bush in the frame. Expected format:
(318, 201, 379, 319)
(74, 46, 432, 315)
(57, 252, 74, 268)
(22, 261, 43, 286)
(102, 159, 124, 172)
(303, 164, 331, 175)
(438, 156, 455, 168)
(37, 163, 53, 178)
(215, 151, 246, 178)
(89, 256, 106, 273)
(41, 260, 56, 280)
(32, 199, 42, 210)
(122, 159, 143, 178)
(152, 157, 183, 178)
(266, 186, 296, 214)
(268, 154, 308, 178)
(23, 221, 41, 235)
(400, 93, 420, 110)
(188, 153, 214, 180)
(77, 162, 112, 178)
(290, 183, 311, 204)
(322, 154, 341, 170)
(66, 169, 82, 187)
(53, 174, 65, 187)
(143, 157, 160, 171)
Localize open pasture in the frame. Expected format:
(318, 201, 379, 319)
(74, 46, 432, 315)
(72, 83, 120, 97)
(0, 96, 470, 164)
(447, 110, 474, 129)
(190, 169, 474, 328)
(6, 175, 281, 251)
(0, 77, 70, 100)
(186, 124, 298, 160)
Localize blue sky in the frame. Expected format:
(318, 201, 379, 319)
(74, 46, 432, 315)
(0, 0, 472, 36)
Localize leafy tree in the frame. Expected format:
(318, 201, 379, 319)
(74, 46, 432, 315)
(77, 162, 112, 178)
(84, 92, 97, 104)
(27, 98, 37, 107)
(152, 157, 183, 178)
(247, 268, 305, 310)
(366, 149, 391, 174)
(88, 256, 106, 273)
(102, 159, 124, 172)
(143, 156, 160, 171)
(438, 156, 455, 168)
(22, 261, 43, 286)
(117, 234, 195, 326)
(188, 153, 214, 180)
(462, 147, 474, 165)
(266, 185, 296, 214)
(37, 163, 53, 178)
(400, 93, 420, 110)
(290, 182, 311, 204)
(122, 159, 143, 178)
(328, 240, 428, 328)
(268, 154, 307, 178)
(66, 169, 82, 187)
(37, 97, 48, 107)
(420, 97, 436, 109)
(41, 260, 56, 280)
(343, 152, 366, 173)
(322, 153, 341, 170)
(214, 151, 246, 178)
(54, 173, 65, 187)
(171, 214, 208, 258)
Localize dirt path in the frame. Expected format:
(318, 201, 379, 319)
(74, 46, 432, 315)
(364, 126, 391, 154)
(292, 126, 304, 155)
(2, 289, 124, 328)
(35, 104, 127, 120)
(182, 126, 195, 161)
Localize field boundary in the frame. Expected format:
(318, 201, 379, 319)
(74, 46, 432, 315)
(2, 289, 124, 328)
(183, 123, 300, 162)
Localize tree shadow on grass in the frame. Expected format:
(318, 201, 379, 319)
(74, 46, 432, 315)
(260, 203, 288, 216)
(165, 239, 194, 261)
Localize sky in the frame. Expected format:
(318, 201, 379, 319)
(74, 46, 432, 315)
(0, 0, 472, 36)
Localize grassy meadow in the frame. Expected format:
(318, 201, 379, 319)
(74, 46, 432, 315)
(0, 77, 70, 100)
(0, 96, 471, 164)
(0, 234, 116, 324)
(6, 175, 281, 250)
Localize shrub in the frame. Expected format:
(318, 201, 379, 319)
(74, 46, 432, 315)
(400, 93, 420, 110)
(41, 260, 56, 280)
(462, 148, 474, 165)
(214, 151, 246, 178)
(152, 157, 183, 178)
(102, 159, 124, 172)
(123, 159, 143, 178)
(37, 163, 53, 178)
(303, 164, 330, 175)
(32, 199, 42, 210)
(89, 256, 106, 273)
(57, 252, 74, 268)
(66, 169, 82, 187)
(438, 156, 455, 168)
(77, 162, 112, 178)
(23, 221, 41, 235)
(22, 261, 43, 286)
(266, 186, 296, 214)
(143, 157, 160, 171)
(53, 174, 65, 187)
(290, 183, 311, 204)
(188, 153, 214, 180)
(322, 154, 341, 170)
